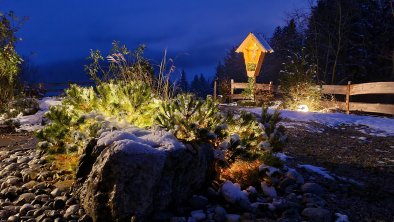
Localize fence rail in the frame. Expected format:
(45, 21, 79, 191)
(224, 79, 394, 115)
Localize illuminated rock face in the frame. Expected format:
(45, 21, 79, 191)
(74, 129, 214, 222)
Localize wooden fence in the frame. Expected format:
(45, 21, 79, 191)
(223, 79, 394, 115)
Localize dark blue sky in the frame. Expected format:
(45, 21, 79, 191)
(2, 0, 308, 82)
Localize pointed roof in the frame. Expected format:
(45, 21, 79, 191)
(236, 32, 274, 53)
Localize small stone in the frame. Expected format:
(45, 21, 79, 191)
(20, 203, 34, 216)
(66, 197, 77, 206)
(190, 210, 206, 221)
(213, 206, 226, 222)
(16, 193, 36, 204)
(286, 170, 305, 184)
(64, 204, 79, 218)
(261, 181, 277, 198)
(302, 183, 324, 195)
(7, 215, 19, 222)
(53, 199, 66, 210)
(226, 214, 241, 222)
(50, 188, 61, 197)
(302, 208, 331, 222)
(22, 181, 38, 189)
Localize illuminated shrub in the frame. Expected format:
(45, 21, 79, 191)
(37, 81, 160, 154)
(280, 49, 322, 111)
(156, 93, 221, 141)
(220, 159, 261, 188)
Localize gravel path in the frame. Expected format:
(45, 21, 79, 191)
(0, 132, 91, 222)
(283, 120, 394, 221)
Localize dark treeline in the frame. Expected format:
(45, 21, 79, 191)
(215, 0, 394, 96)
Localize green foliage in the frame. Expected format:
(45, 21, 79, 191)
(0, 11, 23, 107)
(156, 93, 221, 141)
(241, 77, 256, 101)
(260, 106, 287, 152)
(37, 81, 160, 154)
(259, 151, 283, 168)
(279, 49, 322, 111)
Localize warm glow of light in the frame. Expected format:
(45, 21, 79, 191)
(297, 104, 309, 112)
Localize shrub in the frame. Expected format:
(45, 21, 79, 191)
(37, 81, 160, 154)
(156, 93, 221, 141)
(279, 49, 322, 111)
(260, 106, 287, 152)
(220, 159, 261, 188)
(0, 12, 23, 108)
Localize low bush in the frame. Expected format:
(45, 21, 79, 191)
(220, 159, 261, 188)
(36, 81, 160, 154)
(280, 49, 322, 111)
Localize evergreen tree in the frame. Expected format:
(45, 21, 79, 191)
(178, 69, 188, 92)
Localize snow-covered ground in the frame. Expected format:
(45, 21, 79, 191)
(13, 97, 61, 132)
(245, 107, 394, 137)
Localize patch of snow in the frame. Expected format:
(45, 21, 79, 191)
(298, 164, 335, 180)
(221, 180, 249, 204)
(97, 127, 184, 151)
(335, 176, 364, 187)
(335, 213, 349, 222)
(273, 152, 292, 161)
(13, 97, 62, 132)
(244, 107, 394, 137)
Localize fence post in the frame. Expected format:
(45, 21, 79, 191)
(230, 79, 235, 102)
(213, 80, 217, 100)
(346, 81, 351, 114)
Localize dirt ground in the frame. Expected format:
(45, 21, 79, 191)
(283, 120, 394, 221)
(1, 113, 394, 221)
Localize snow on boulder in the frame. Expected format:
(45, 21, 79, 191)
(75, 128, 214, 221)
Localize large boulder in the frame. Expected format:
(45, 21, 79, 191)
(75, 127, 214, 222)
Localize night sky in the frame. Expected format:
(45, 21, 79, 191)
(2, 0, 308, 83)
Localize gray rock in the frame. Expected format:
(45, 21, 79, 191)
(213, 206, 227, 222)
(190, 210, 206, 221)
(20, 203, 34, 216)
(226, 214, 241, 222)
(64, 204, 79, 219)
(7, 215, 19, 222)
(75, 132, 214, 222)
(261, 182, 277, 198)
(302, 183, 324, 195)
(50, 188, 61, 197)
(22, 181, 38, 190)
(301, 208, 331, 222)
(16, 192, 36, 204)
(286, 170, 304, 184)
